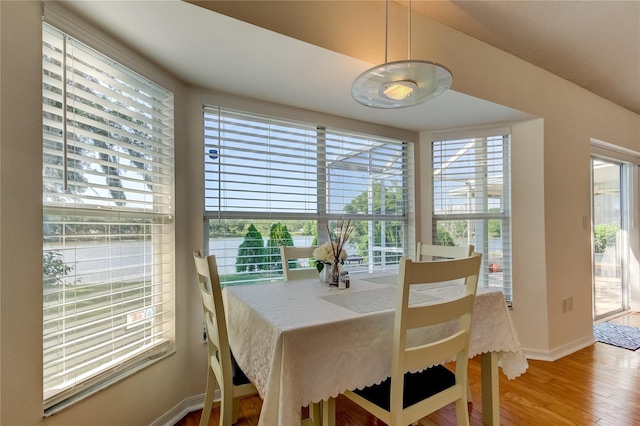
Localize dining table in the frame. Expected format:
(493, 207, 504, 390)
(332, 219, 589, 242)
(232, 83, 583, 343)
(222, 271, 529, 426)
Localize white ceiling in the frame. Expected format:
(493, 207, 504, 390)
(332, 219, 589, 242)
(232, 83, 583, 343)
(57, 1, 638, 134)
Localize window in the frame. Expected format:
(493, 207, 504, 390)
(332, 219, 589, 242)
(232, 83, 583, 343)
(203, 106, 409, 285)
(42, 24, 174, 410)
(432, 134, 512, 300)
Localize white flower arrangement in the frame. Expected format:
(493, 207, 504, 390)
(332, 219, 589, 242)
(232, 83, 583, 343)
(313, 241, 347, 269)
(313, 218, 355, 272)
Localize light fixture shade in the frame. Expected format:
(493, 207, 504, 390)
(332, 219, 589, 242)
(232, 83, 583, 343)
(351, 60, 453, 108)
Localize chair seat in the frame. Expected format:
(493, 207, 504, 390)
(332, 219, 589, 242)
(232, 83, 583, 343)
(231, 351, 251, 386)
(216, 350, 252, 386)
(352, 365, 455, 411)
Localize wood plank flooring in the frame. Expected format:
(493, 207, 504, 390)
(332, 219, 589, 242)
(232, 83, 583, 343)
(176, 312, 640, 426)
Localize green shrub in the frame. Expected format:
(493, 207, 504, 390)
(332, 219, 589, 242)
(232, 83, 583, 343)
(436, 224, 455, 246)
(43, 250, 73, 288)
(266, 223, 294, 271)
(235, 224, 266, 272)
(594, 224, 619, 254)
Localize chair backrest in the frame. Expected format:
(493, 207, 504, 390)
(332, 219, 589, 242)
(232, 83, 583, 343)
(193, 251, 234, 389)
(280, 246, 318, 281)
(416, 242, 474, 261)
(390, 253, 482, 424)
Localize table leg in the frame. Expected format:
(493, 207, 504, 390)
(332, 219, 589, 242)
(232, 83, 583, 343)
(480, 351, 500, 426)
(321, 398, 336, 426)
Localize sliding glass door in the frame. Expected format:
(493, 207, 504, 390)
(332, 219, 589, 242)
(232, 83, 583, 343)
(591, 157, 629, 320)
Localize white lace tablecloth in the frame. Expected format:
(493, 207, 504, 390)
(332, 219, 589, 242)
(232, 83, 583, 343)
(223, 274, 528, 426)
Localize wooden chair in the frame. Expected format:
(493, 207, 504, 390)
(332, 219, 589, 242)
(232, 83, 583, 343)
(280, 245, 318, 281)
(279, 245, 323, 425)
(417, 242, 477, 412)
(416, 242, 474, 261)
(193, 251, 257, 426)
(343, 253, 482, 426)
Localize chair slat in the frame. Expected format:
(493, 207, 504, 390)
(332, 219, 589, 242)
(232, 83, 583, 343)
(405, 295, 475, 329)
(416, 243, 474, 261)
(405, 331, 467, 372)
(403, 257, 482, 285)
(280, 245, 318, 281)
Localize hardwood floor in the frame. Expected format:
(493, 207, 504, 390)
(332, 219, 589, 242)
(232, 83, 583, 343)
(176, 312, 640, 426)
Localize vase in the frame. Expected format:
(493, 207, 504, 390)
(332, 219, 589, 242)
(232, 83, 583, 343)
(330, 260, 342, 287)
(320, 265, 331, 283)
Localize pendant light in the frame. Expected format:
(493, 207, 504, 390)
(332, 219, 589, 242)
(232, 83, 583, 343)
(351, 0, 452, 109)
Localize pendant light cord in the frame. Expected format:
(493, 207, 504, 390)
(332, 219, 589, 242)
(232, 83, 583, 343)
(385, 0, 413, 62)
(384, 0, 389, 64)
(408, 0, 412, 60)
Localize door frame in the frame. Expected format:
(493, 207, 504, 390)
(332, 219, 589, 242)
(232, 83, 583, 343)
(591, 156, 631, 320)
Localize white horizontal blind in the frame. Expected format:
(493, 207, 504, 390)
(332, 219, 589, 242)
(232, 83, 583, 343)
(203, 106, 408, 284)
(204, 108, 319, 215)
(432, 135, 512, 300)
(42, 24, 174, 408)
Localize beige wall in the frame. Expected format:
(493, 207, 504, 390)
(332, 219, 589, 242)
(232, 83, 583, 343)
(1, 1, 639, 425)
(1, 2, 44, 423)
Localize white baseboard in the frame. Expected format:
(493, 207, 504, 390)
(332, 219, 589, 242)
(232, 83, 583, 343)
(150, 390, 222, 426)
(522, 334, 595, 361)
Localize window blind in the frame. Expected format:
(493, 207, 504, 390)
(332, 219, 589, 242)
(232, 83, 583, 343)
(42, 23, 174, 409)
(203, 106, 408, 283)
(204, 108, 320, 215)
(432, 135, 512, 300)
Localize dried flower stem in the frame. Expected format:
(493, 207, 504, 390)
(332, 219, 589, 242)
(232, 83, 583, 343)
(326, 217, 355, 261)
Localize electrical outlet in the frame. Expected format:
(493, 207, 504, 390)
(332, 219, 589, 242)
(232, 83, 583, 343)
(567, 297, 573, 311)
(562, 299, 567, 313)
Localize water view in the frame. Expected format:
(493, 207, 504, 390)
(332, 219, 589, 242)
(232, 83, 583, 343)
(45, 236, 505, 287)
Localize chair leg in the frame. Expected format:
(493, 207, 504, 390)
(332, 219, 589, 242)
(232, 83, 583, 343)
(220, 383, 235, 426)
(455, 399, 471, 426)
(321, 398, 336, 426)
(307, 402, 321, 426)
(231, 397, 241, 424)
(200, 369, 217, 426)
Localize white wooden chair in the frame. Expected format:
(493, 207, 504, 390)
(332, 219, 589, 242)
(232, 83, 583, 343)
(193, 251, 257, 426)
(279, 245, 322, 425)
(280, 245, 318, 281)
(417, 242, 476, 411)
(343, 253, 482, 426)
(416, 242, 474, 261)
